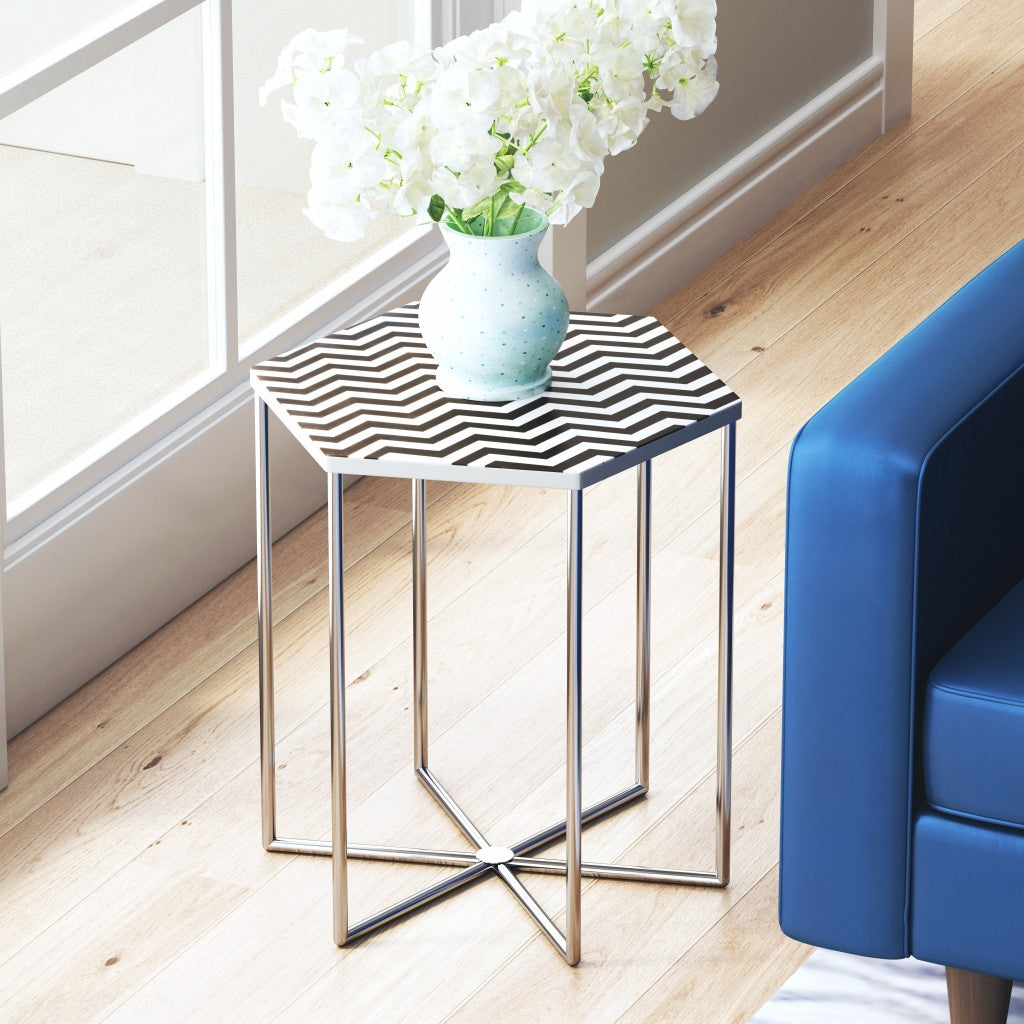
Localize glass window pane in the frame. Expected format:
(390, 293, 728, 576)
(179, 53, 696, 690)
(2, 1, 142, 77)
(233, 0, 419, 345)
(0, 10, 210, 505)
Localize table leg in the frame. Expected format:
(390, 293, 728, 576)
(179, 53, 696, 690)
(255, 413, 735, 955)
(716, 423, 736, 887)
(328, 472, 349, 946)
(635, 461, 652, 792)
(566, 488, 584, 966)
(255, 397, 276, 852)
(412, 479, 428, 772)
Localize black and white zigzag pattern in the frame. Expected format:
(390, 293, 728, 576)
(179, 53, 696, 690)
(252, 304, 740, 485)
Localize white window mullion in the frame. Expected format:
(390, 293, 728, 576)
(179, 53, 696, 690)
(420, 0, 502, 49)
(456, 0, 502, 36)
(417, 0, 453, 48)
(204, 0, 239, 373)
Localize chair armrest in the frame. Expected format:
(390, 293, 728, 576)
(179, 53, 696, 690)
(779, 240, 1024, 958)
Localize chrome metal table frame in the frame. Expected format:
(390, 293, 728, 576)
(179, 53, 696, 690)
(256, 398, 736, 966)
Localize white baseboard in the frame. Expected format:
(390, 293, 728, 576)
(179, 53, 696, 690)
(2, 246, 444, 739)
(587, 58, 885, 314)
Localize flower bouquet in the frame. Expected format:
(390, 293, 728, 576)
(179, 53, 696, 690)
(262, 0, 719, 399)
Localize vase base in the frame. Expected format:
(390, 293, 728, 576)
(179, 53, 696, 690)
(434, 368, 552, 403)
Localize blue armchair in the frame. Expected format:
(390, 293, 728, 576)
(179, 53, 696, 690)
(779, 240, 1024, 1024)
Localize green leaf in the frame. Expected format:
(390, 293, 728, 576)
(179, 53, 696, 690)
(493, 194, 516, 221)
(491, 199, 530, 236)
(461, 196, 493, 221)
(489, 216, 519, 237)
(427, 194, 445, 223)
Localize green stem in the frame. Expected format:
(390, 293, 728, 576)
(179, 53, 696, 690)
(509, 201, 525, 235)
(446, 206, 472, 233)
(521, 121, 547, 155)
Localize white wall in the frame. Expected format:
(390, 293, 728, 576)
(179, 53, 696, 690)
(589, 0, 877, 260)
(586, 1, 912, 314)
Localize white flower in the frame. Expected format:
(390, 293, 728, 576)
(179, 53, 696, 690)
(667, 57, 719, 120)
(366, 39, 435, 87)
(265, 0, 719, 240)
(596, 95, 649, 155)
(523, 62, 579, 128)
(429, 130, 500, 173)
(516, 137, 596, 195)
(437, 21, 535, 68)
(259, 28, 363, 107)
(393, 173, 434, 219)
(393, 107, 437, 164)
(429, 130, 502, 208)
(305, 193, 372, 241)
(428, 64, 502, 135)
(549, 168, 601, 224)
(669, 0, 718, 54)
(281, 64, 362, 140)
(310, 136, 388, 201)
(568, 104, 610, 166)
(591, 40, 645, 104)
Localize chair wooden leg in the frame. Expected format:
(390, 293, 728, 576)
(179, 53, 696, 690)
(946, 967, 1012, 1024)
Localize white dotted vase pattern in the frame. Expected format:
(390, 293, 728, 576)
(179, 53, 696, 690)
(418, 210, 570, 402)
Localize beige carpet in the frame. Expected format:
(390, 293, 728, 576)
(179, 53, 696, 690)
(0, 144, 410, 502)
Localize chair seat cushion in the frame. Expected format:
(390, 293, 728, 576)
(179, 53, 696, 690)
(924, 577, 1024, 829)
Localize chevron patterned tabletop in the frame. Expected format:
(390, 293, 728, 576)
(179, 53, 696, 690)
(251, 303, 741, 489)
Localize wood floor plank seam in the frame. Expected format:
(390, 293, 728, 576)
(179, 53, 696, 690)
(0, 443, 745, 991)
(914, 0, 974, 39)
(0, 482, 454, 842)
(673, 88, 1024, 405)
(0, 638, 274, 974)
(0, 440, 738, 980)
(79, 504, 783, 1020)
(608, 861, 782, 1024)
(68, 524, 783, 1024)
(655, 3, 1024, 340)
(613, 867, 812, 1024)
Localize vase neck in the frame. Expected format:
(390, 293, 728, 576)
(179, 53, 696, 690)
(440, 224, 546, 271)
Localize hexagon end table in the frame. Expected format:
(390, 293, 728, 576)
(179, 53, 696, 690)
(251, 304, 741, 965)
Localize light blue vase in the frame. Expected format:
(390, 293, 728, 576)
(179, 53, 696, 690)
(418, 210, 570, 402)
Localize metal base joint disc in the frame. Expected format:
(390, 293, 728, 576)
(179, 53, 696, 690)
(476, 845, 515, 866)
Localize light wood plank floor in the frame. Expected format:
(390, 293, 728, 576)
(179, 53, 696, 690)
(2, 2, 1021, 1020)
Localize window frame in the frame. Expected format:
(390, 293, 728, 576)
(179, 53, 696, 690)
(0, 0, 471, 539)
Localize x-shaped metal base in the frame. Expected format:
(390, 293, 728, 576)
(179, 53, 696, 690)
(265, 768, 723, 960)
(256, 398, 736, 965)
